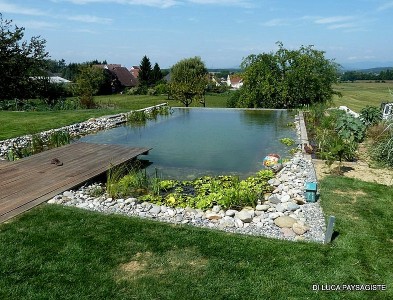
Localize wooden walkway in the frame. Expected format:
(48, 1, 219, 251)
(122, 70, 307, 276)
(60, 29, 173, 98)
(0, 142, 150, 223)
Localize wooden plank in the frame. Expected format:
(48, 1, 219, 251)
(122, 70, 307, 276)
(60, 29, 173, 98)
(0, 143, 148, 186)
(0, 142, 151, 223)
(0, 147, 147, 204)
(0, 144, 150, 203)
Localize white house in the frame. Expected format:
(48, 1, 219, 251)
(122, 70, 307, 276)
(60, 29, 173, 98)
(227, 75, 243, 89)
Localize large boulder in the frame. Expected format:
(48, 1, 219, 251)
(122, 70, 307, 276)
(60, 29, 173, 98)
(237, 210, 253, 223)
(274, 216, 297, 228)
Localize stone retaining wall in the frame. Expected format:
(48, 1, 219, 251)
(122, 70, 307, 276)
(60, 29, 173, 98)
(0, 103, 168, 160)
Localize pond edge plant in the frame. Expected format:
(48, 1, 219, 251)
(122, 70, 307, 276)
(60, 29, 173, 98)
(105, 166, 275, 211)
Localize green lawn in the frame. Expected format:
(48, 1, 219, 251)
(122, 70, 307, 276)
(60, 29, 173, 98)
(0, 175, 391, 299)
(0, 94, 229, 140)
(333, 81, 393, 112)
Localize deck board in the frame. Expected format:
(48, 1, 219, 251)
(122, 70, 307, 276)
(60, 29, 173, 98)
(0, 142, 150, 223)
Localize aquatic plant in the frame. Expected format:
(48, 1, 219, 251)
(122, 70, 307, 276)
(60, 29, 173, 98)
(279, 137, 295, 146)
(105, 167, 275, 211)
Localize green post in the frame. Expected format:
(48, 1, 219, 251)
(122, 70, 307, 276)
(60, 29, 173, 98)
(324, 216, 336, 244)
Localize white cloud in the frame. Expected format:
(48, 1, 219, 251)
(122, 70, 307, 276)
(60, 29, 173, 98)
(187, 0, 253, 7)
(58, 0, 252, 8)
(303, 15, 366, 32)
(73, 28, 99, 34)
(67, 15, 112, 24)
(377, 1, 393, 11)
(21, 20, 58, 29)
(348, 55, 376, 60)
(261, 18, 288, 27)
(327, 23, 356, 30)
(0, 1, 46, 16)
(314, 16, 354, 24)
(61, 0, 179, 8)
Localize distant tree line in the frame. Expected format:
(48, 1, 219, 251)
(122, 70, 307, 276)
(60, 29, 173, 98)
(1, 14, 342, 110)
(340, 69, 393, 81)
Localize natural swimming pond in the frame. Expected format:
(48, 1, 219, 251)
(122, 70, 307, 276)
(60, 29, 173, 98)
(79, 108, 297, 179)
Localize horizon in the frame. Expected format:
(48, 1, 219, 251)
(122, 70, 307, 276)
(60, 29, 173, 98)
(1, 0, 393, 69)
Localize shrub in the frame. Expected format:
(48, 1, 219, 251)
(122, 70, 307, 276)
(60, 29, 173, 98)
(125, 87, 139, 95)
(366, 123, 390, 141)
(315, 127, 358, 163)
(147, 88, 157, 96)
(371, 122, 393, 167)
(126, 110, 148, 125)
(154, 83, 168, 95)
(226, 90, 241, 108)
(335, 114, 366, 143)
(360, 105, 382, 127)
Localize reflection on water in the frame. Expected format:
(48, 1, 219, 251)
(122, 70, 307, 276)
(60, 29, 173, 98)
(79, 108, 297, 179)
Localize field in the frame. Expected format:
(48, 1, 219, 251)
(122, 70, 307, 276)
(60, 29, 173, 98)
(333, 81, 393, 112)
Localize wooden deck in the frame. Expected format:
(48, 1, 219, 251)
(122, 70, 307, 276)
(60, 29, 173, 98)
(0, 142, 150, 223)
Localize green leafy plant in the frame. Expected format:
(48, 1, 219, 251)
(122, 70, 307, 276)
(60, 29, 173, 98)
(279, 137, 295, 146)
(88, 185, 105, 198)
(48, 130, 71, 148)
(104, 167, 275, 210)
(335, 114, 366, 143)
(318, 133, 358, 174)
(5, 130, 72, 161)
(127, 110, 148, 125)
(31, 133, 46, 154)
(360, 105, 382, 127)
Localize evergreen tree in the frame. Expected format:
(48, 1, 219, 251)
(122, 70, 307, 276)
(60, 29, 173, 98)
(138, 55, 152, 86)
(152, 63, 163, 84)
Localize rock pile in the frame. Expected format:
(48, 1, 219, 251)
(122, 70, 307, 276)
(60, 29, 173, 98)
(48, 152, 326, 243)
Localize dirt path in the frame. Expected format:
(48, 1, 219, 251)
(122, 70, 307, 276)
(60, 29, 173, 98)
(313, 159, 393, 186)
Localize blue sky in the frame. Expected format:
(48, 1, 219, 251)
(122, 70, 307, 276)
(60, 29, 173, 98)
(1, 0, 393, 69)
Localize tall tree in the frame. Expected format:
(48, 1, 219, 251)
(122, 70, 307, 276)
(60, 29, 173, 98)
(232, 42, 340, 108)
(169, 57, 208, 107)
(152, 62, 163, 84)
(0, 14, 49, 101)
(138, 55, 152, 86)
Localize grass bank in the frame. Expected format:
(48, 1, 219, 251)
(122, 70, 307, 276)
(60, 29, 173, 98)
(0, 175, 391, 299)
(0, 94, 229, 140)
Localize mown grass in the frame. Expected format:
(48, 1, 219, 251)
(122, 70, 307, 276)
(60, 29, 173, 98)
(333, 81, 393, 112)
(0, 176, 391, 299)
(2, 81, 393, 140)
(0, 94, 229, 140)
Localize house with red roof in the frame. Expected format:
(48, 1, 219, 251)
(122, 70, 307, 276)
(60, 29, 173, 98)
(93, 64, 138, 92)
(227, 75, 243, 89)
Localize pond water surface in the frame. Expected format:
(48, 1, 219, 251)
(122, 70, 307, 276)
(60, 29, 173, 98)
(79, 108, 297, 179)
